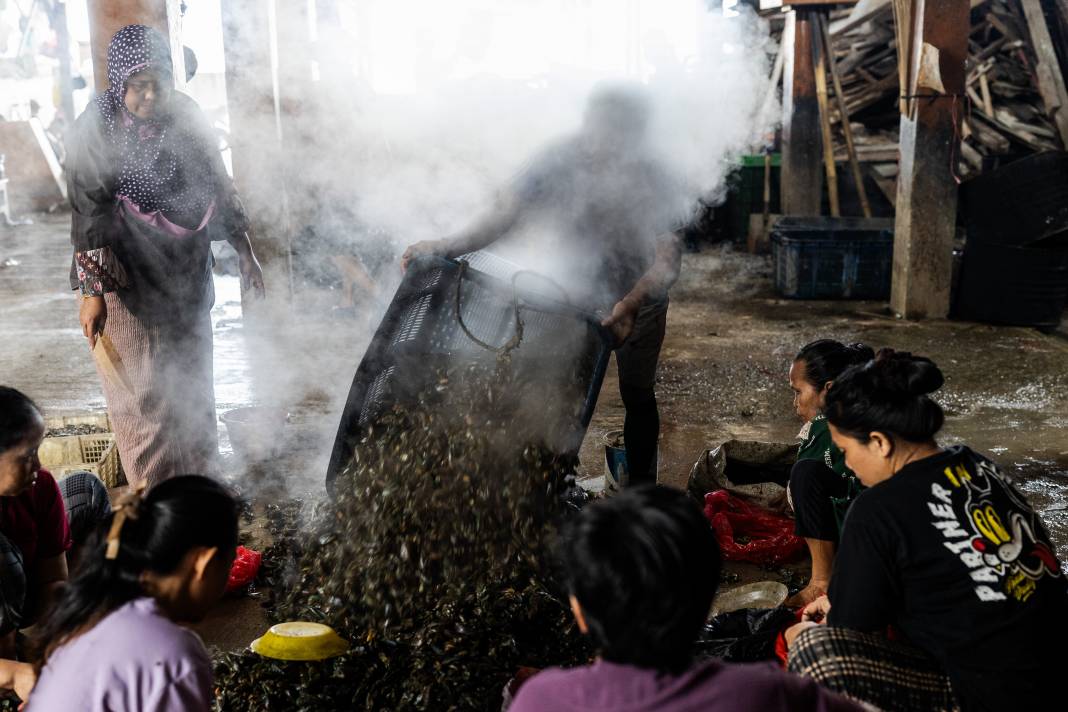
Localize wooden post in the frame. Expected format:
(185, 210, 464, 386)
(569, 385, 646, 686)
(890, 0, 969, 320)
(87, 0, 185, 93)
(221, 0, 293, 300)
(1020, 0, 1068, 148)
(275, 0, 317, 233)
(781, 9, 824, 217)
(52, 2, 76, 124)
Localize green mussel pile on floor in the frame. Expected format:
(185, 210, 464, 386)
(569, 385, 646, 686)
(213, 392, 592, 710)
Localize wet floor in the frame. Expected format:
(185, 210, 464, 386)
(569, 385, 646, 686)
(2, 213, 1067, 651)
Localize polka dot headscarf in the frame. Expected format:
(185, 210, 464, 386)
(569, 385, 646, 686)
(96, 24, 215, 219)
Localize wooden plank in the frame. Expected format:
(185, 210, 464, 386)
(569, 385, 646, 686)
(831, 0, 891, 36)
(819, 12, 872, 217)
(979, 72, 995, 115)
(1019, 0, 1068, 148)
(814, 15, 841, 217)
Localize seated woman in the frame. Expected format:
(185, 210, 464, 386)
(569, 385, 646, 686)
(509, 485, 863, 712)
(785, 350, 1067, 712)
(27, 475, 238, 710)
(0, 387, 112, 704)
(786, 340, 873, 606)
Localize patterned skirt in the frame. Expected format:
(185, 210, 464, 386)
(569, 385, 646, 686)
(787, 625, 959, 712)
(98, 293, 219, 488)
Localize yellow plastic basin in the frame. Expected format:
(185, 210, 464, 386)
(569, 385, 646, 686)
(250, 622, 349, 661)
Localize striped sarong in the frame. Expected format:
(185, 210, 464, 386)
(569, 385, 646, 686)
(97, 293, 219, 488)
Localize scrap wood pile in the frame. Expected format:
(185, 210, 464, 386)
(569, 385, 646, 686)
(766, 0, 1068, 195)
(213, 376, 592, 711)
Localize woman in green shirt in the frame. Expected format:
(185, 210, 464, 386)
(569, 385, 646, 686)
(786, 340, 873, 606)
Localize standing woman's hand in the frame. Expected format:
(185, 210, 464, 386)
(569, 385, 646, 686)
(238, 250, 265, 299)
(232, 230, 265, 299)
(80, 295, 107, 350)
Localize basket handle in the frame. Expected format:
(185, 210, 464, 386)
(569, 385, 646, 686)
(454, 259, 524, 360)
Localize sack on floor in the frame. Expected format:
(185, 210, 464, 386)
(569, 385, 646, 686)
(703, 489, 804, 566)
(687, 440, 796, 512)
(695, 606, 798, 662)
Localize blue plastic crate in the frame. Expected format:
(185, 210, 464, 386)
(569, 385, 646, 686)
(326, 252, 614, 488)
(771, 217, 895, 300)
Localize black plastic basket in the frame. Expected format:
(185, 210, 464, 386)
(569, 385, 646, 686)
(954, 241, 1068, 328)
(771, 217, 895, 300)
(960, 151, 1068, 248)
(326, 252, 614, 488)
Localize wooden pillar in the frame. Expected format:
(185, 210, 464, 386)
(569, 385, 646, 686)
(221, 0, 293, 300)
(52, 2, 76, 124)
(890, 0, 968, 319)
(781, 9, 823, 216)
(275, 0, 317, 232)
(87, 0, 186, 92)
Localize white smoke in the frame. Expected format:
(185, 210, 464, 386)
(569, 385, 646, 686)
(207, 0, 777, 488)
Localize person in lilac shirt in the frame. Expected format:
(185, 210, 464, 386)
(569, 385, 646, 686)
(508, 485, 865, 712)
(26, 475, 238, 711)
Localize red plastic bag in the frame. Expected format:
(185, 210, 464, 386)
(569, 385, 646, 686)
(226, 545, 263, 593)
(703, 490, 804, 566)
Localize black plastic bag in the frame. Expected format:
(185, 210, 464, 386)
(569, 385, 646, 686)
(694, 606, 795, 662)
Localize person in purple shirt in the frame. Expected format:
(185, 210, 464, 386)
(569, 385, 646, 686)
(25, 475, 238, 711)
(508, 485, 865, 712)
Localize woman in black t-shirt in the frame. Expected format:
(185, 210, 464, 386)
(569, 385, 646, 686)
(784, 349, 1067, 712)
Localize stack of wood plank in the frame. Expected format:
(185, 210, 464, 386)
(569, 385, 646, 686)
(767, 0, 1068, 185)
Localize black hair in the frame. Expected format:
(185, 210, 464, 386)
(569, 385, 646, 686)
(0, 387, 43, 454)
(794, 340, 875, 390)
(558, 484, 720, 674)
(33, 475, 238, 670)
(824, 348, 945, 444)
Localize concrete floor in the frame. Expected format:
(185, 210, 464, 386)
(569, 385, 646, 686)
(3, 211, 1067, 653)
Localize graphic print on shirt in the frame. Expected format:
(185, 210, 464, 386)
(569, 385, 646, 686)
(927, 458, 1062, 603)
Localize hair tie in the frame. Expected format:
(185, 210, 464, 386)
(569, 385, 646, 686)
(105, 482, 147, 560)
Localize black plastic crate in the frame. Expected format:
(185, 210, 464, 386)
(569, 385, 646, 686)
(954, 241, 1068, 328)
(771, 217, 895, 300)
(326, 252, 614, 488)
(960, 151, 1068, 248)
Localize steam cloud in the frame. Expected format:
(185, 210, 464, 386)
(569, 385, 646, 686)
(211, 1, 777, 487)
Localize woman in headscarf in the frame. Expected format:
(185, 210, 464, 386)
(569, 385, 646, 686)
(67, 24, 264, 488)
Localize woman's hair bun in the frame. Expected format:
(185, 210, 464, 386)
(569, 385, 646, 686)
(872, 348, 944, 396)
(845, 342, 875, 363)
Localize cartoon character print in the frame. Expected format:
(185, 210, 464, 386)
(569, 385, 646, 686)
(950, 458, 1062, 599)
(965, 463, 1063, 584)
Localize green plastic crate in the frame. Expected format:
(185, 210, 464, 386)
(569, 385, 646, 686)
(726, 154, 781, 242)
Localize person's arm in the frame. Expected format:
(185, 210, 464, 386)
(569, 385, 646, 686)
(601, 232, 682, 343)
(400, 192, 523, 270)
(33, 554, 69, 617)
(0, 659, 35, 702)
(67, 111, 126, 349)
(823, 500, 899, 632)
(31, 472, 71, 620)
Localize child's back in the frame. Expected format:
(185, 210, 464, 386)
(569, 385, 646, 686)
(27, 597, 213, 712)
